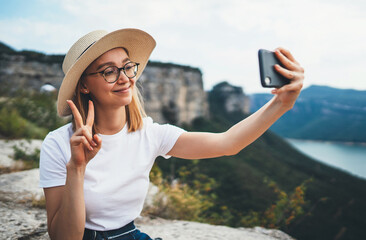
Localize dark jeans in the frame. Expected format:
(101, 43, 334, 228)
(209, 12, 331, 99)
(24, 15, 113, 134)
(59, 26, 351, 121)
(83, 221, 153, 240)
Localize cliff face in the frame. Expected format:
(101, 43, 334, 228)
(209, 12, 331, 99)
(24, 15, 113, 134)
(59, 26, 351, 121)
(210, 81, 250, 114)
(0, 50, 210, 124)
(0, 54, 63, 92)
(0, 44, 249, 124)
(139, 63, 209, 124)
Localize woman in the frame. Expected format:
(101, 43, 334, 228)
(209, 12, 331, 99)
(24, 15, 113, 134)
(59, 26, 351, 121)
(39, 28, 304, 240)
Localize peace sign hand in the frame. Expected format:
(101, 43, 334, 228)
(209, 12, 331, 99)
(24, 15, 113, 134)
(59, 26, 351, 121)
(67, 100, 102, 169)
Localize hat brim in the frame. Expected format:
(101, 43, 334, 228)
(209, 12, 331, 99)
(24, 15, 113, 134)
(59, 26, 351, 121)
(57, 28, 156, 117)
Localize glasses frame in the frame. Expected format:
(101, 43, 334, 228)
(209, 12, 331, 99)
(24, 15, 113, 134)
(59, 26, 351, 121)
(84, 62, 140, 84)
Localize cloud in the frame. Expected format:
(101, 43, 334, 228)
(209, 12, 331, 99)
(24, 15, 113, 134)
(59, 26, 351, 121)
(1, 0, 365, 92)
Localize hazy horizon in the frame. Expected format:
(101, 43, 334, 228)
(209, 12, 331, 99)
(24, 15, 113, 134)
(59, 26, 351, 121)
(1, 0, 365, 94)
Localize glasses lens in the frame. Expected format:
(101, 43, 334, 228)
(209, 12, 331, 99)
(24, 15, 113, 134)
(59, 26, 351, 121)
(124, 62, 138, 78)
(103, 66, 119, 83)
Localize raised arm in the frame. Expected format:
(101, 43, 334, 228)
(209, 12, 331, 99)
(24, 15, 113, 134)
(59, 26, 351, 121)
(43, 100, 102, 240)
(168, 47, 304, 159)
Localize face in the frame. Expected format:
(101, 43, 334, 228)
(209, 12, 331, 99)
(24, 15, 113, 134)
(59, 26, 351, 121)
(81, 48, 135, 110)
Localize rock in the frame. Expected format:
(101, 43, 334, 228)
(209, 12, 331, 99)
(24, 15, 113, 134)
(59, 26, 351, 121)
(0, 168, 43, 202)
(0, 169, 48, 239)
(139, 63, 209, 125)
(135, 217, 294, 240)
(0, 49, 210, 125)
(0, 167, 294, 240)
(0, 139, 42, 171)
(210, 81, 250, 114)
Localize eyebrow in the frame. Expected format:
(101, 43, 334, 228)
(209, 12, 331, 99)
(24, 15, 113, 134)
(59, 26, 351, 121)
(96, 57, 131, 71)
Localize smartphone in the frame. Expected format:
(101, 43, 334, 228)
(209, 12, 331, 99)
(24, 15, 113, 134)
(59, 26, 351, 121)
(258, 49, 290, 88)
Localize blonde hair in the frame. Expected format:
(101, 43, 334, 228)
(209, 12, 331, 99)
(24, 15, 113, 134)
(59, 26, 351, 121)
(72, 81, 146, 134)
(71, 48, 146, 134)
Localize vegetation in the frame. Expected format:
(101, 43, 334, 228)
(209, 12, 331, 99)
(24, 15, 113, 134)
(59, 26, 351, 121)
(0, 41, 64, 64)
(12, 143, 41, 169)
(0, 90, 67, 139)
(151, 88, 366, 240)
(146, 162, 216, 222)
(241, 179, 310, 230)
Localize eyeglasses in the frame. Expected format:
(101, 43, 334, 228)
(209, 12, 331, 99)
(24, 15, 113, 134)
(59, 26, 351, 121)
(84, 62, 140, 83)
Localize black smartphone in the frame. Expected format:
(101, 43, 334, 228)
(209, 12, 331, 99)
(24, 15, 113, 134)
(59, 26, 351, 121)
(258, 49, 290, 88)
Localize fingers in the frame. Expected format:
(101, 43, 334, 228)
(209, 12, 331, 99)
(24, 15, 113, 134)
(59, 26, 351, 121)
(67, 100, 83, 129)
(274, 64, 296, 80)
(274, 80, 303, 94)
(71, 135, 94, 151)
(274, 48, 305, 74)
(74, 126, 97, 148)
(93, 134, 102, 148)
(274, 47, 305, 84)
(86, 100, 95, 127)
(275, 47, 297, 63)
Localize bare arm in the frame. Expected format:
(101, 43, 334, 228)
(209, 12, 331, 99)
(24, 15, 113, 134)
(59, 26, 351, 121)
(44, 100, 102, 240)
(168, 47, 304, 159)
(44, 165, 86, 240)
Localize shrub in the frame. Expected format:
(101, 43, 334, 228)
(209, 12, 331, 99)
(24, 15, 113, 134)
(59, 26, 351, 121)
(241, 179, 311, 230)
(0, 108, 27, 138)
(0, 107, 48, 139)
(13, 143, 41, 169)
(147, 163, 217, 222)
(0, 90, 66, 139)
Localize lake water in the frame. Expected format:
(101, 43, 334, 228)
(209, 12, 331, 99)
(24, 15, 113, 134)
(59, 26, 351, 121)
(286, 139, 366, 179)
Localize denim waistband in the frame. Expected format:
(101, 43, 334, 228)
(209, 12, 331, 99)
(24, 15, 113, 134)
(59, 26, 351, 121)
(83, 221, 136, 240)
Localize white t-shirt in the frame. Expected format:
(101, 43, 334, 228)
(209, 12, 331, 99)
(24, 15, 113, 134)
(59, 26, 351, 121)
(39, 117, 185, 231)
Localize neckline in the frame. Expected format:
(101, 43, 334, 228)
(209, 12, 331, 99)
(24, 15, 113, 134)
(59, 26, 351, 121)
(97, 123, 128, 140)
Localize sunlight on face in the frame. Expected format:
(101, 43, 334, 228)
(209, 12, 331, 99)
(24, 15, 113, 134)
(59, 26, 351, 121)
(82, 48, 136, 110)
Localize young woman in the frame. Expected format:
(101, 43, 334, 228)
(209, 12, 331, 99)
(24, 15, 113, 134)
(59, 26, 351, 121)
(39, 28, 304, 240)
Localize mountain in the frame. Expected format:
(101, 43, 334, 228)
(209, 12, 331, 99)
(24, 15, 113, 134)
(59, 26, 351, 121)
(250, 85, 366, 143)
(2, 41, 366, 240)
(156, 88, 366, 240)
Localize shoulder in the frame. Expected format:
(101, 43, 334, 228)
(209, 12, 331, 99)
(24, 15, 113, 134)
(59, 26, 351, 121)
(140, 116, 186, 137)
(142, 116, 154, 126)
(42, 123, 73, 149)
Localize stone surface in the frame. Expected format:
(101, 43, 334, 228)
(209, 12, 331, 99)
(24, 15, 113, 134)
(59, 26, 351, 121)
(0, 51, 210, 125)
(1, 49, 251, 126)
(0, 166, 294, 240)
(139, 64, 209, 125)
(136, 217, 294, 240)
(0, 139, 42, 171)
(210, 81, 251, 114)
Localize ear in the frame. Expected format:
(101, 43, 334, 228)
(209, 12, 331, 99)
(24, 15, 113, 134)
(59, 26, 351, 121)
(79, 80, 90, 94)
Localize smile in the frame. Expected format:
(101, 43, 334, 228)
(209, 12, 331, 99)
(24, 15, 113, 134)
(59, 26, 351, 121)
(113, 86, 131, 94)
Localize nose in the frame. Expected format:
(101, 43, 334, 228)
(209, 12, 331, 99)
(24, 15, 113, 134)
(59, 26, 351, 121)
(116, 69, 130, 84)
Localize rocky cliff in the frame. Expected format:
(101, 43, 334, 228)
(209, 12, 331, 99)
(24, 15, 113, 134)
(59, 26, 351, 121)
(210, 81, 250, 114)
(139, 62, 208, 124)
(0, 42, 250, 125)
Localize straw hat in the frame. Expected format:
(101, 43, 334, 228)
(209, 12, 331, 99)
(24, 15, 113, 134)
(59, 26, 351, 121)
(57, 28, 156, 117)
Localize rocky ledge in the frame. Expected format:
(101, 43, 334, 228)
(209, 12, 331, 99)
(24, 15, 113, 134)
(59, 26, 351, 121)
(0, 140, 294, 240)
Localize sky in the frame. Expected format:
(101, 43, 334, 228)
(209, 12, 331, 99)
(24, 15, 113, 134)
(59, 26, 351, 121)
(0, 0, 365, 93)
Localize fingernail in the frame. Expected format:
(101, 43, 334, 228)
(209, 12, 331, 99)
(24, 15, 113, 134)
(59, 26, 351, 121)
(92, 141, 97, 146)
(89, 146, 94, 151)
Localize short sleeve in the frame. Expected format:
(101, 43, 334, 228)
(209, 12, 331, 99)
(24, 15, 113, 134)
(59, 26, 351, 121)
(39, 131, 69, 188)
(145, 117, 186, 159)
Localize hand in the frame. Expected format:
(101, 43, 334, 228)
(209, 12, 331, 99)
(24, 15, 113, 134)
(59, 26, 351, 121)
(272, 47, 305, 110)
(67, 100, 102, 169)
